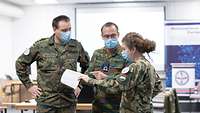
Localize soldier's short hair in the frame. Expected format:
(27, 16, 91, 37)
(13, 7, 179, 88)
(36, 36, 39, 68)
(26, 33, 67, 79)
(52, 15, 70, 29)
(101, 22, 119, 34)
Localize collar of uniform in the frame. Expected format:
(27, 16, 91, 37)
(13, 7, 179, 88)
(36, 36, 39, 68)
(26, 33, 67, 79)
(103, 45, 122, 57)
(48, 34, 55, 46)
(139, 55, 145, 60)
(135, 55, 146, 63)
(116, 45, 123, 55)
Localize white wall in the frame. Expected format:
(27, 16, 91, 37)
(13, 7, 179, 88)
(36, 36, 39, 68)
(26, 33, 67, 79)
(0, 16, 13, 78)
(76, 6, 165, 70)
(166, 1, 200, 20)
(1, 1, 200, 79)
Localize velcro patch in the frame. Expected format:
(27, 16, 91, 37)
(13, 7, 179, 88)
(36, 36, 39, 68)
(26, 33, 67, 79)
(23, 49, 30, 55)
(121, 67, 129, 74)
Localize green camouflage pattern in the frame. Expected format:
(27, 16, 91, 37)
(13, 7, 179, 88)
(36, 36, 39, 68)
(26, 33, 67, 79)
(87, 56, 158, 113)
(37, 103, 76, 113)
(152, 73, 162, 98)
(85, 46, 127, 113)
(164, 89, 180, 113)
(16, 35, 89, 112)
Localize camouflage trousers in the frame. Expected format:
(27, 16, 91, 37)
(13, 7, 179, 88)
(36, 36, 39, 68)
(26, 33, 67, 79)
(36, 104, 76, 113)
(92, 98, 120, 113)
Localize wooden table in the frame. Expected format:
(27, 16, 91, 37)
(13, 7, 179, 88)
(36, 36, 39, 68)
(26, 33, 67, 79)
(15, 103, 92, 113)
(1, 102, 21, 113)
(10, 80, 37, 102)
(10, 80, 23, 102)
(76, 103, 92, 110)
(2, 102, 17, 106)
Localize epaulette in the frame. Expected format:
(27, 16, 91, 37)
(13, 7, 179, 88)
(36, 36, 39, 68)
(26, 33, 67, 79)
(33, 38, 49, 47)
(68, 39, 79, 46)
(70, 39, 77, 43)
(93, 48, 105, 56)
(35, 38, 49, 43)
(96, 47, 104, 52)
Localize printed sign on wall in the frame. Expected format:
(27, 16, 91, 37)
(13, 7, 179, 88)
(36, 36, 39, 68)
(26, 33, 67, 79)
(172, 67, 195, 88)
(165, 21, 200, 87)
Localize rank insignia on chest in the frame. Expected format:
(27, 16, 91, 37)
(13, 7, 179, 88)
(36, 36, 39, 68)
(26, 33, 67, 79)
(101, 62, 110, 72)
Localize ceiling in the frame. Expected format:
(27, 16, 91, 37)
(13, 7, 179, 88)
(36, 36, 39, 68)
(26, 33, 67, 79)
(2, 0, 191, 6)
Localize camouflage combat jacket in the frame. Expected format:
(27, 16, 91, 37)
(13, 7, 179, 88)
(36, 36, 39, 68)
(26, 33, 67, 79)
(88, 56, 157, 113)
(16, 35, 89, 107)
(85, 46, 127, 113)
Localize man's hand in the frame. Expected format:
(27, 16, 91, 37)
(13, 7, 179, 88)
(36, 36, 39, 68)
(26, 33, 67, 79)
(74, 87, 81, 98)
(79, 75, 90, 82)
(91, 71, 107, 80)
(28, 85, 42, 98)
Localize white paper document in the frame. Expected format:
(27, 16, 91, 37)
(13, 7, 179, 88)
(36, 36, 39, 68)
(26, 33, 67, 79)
(61, 69, 84, 89)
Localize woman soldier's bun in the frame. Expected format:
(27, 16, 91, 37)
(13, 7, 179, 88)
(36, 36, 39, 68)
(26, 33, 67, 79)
(143, 39, 156, 53)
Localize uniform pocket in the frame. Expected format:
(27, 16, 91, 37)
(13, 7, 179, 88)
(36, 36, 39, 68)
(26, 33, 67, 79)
(38, 54, 58, 72)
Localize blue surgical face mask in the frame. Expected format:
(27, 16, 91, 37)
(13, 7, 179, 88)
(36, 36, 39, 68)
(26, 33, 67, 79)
(104, 38, 119, 49)
(60, 31, 71, 45)
(121, 50, 132, 63)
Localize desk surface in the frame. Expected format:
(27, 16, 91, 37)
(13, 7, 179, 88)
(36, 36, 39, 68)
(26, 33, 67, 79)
(10, 80, 37, 85)
(2, 103, 18, 106)
(14, 103, 92, 111)
(0, 106, 8, 109)
(190, 94, 200, 99)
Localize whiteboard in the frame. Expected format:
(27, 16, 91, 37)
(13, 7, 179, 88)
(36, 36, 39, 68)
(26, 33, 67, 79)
(76, 6, 165, 70)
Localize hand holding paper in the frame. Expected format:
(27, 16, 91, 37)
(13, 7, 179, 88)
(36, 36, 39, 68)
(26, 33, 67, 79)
(79, 74, 90, 83)
(61, 69, 85, 89)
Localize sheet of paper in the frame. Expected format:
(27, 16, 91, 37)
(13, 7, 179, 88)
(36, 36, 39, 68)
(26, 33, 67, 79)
(61, 69, 84, 89)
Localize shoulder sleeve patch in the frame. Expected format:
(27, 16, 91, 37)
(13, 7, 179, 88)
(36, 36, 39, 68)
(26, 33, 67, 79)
(23, 48, 30, 55)
(121, 67, 130, 74)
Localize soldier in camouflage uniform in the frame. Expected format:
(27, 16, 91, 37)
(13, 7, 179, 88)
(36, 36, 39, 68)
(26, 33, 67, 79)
(81, 32, 160, 113)
(16, 15, 89, 113)
(85, 22, 128, 113)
